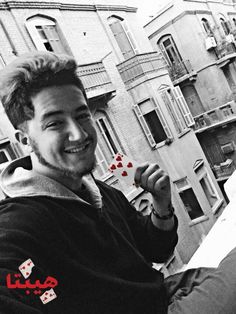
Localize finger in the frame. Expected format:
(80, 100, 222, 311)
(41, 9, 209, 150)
(145, 169, 164, 192)
(153, 174, 170, 194)
(134, 162, 149, 185)
(139, 165, 161, 189)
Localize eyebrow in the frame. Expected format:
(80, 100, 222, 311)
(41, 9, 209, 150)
(40, 105, 89, 122)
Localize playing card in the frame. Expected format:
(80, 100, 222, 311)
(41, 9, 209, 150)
(18, 258, 35, 279)
(40, 288, 57, 304)
(108, 153, 138, 187)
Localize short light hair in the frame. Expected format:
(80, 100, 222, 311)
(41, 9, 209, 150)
(0, 51, 87, 130)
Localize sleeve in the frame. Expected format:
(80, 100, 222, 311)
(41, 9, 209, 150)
(116, 189, 178, 263)
(0, 199, 55, 314)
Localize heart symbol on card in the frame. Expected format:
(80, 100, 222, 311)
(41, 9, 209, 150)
(127, 162, 133, 168)
(117, 162, 123, 168)
(122, 171, 128, 177)
(116, 155, 122, 161)
(110, 164, 116, 170)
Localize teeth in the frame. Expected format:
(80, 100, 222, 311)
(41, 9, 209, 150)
(65, 144, 88, 153)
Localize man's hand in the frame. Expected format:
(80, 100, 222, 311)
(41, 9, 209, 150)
(134, 162, 171, 214)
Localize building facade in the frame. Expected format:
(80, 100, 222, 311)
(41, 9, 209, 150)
(0, 0, 227, 274)
(144, 0, 236, 201)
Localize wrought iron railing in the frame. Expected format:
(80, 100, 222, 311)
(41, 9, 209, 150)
(167, 59, 193, 81)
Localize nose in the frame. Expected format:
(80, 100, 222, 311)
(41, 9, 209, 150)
(67, 119, 88, 142)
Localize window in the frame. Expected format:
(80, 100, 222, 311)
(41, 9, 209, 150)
(202, 18, 213, 36)
(108, 16, 138, 60)
(96, 118, 119, 156)
(195, 163, 220, 209)
(233, 18, 236, 27)
(175, 178, 204, 220)
(158, 35, 182, 66)
(0, 149, 10, 164)
(220, 18, 231, 35)
(93, 116, 121, 178)
(159, 86, 194, 134)
(25, 16, 68, 53)
(133, 98, 172, 147)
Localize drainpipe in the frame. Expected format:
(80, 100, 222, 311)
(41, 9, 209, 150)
(0, 19, 17, 56)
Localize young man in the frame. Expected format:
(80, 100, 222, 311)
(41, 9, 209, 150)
(1, 52, 236, 314)
(0, 52, 178, 313)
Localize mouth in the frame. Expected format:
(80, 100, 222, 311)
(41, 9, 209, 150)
(64, 141, 91, 154)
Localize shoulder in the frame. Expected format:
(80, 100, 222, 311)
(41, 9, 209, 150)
(0, 196, 54, 231)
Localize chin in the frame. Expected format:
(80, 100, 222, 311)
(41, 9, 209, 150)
(68, 161, 96, 177)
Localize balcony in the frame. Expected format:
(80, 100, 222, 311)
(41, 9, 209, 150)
(116, 52, 167, 87)
(167, 59, 197, 84)
(212, 159, 236, 181)
(77, 61, 115, 100)
(194, 101, 236, 133)
(215, 40, 236, 67)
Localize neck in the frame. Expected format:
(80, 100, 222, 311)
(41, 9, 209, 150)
(30, 153, 83, 192)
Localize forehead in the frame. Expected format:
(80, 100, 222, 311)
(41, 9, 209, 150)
(31, 84, 88, 117)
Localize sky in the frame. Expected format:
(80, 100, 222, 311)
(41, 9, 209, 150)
(133, 0, 170, 25)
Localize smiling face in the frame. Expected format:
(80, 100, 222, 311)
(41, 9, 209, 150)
(25, 84, 97, 179)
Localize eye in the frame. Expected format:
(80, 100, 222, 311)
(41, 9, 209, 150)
(46, 120, 63, 129)
(76, 113, 91, 120)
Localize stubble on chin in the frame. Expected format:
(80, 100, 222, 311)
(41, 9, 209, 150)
(29, 138, 97, 178)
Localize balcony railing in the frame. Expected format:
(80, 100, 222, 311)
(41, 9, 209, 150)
(167, 60, 193, 82)
(215, 41, 236, 59)
(77, 61, 115, 100)
(212, 159, 236, 180)
(194, 101, 236, 133)
(116, 52, 166, 85)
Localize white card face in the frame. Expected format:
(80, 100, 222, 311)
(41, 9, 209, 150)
(108, 153, 138, 187)
(40, 288, 57, 304)
(18, 258, 35, 279)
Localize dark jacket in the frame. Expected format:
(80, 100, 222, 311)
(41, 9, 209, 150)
(0, 157, 178, 314)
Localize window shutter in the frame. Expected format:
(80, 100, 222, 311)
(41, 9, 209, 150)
(122, 21, 138, 53)
(151, 98, 172, 138)
(133, 104, 156, 147)
(172, 86, 195, 127)
(159, 90, 186, 133)
(42, 25, 66, 54)
(109, 20, 135, 60)
(25, 22, 46, 51)
(95, 144, 109, 177)
(159, 42, 170, 65)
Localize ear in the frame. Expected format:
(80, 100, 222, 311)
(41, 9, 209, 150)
(15, 130, 33, 154)
(15, 130, 28, 145)
(14, 130, 32, 153)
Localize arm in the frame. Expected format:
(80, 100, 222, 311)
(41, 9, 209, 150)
(116, 189, 178, 263)
(122, 162, 178, 262)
